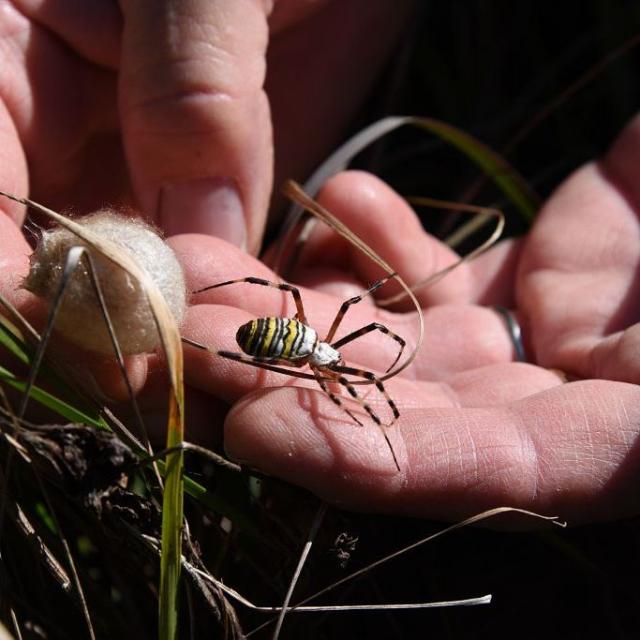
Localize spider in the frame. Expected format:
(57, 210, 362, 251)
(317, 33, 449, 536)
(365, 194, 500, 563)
(193, 275, 407, 470)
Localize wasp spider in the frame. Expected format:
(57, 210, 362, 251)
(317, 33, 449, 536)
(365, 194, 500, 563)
(194, 275, 406, 470)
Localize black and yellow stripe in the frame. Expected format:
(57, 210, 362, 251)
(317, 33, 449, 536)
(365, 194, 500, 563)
(236, 317, 311, 360)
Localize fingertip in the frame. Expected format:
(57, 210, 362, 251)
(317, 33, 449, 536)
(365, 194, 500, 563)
(119, 0, 273, 252)
(590, 325, 640, 384)
(160, 178, 247, 251)
(42, 333, 150, 404)
(0, 100, 29, 226)
(90, 354, 149, 403)
(167, 233, 272, 294)
(303, 171, 471, 307)
(603, 112, 640, 207)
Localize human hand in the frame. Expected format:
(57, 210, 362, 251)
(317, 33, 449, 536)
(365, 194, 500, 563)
(174, 114, 640, 525)
(0, 0, 413, 393)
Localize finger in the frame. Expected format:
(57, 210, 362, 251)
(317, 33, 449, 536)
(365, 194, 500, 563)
(297, 171, 468, 309)
(181, 301, 528, 405)
(132, 356, 227, 450)
(0, 100, 29, 226)
(584, 115, 640, 382)
(0, 213, 31, 308)
(292, 171, 518, 308)
(184, 300, 559, 405)
(518, 114, 640, 381)
(9, 0, 121, 68)
(225, 380, 640, 524)
(467, 237, 522, 307)
(1, 3, 124, 212)
(119, 0, 273, 252)
(9, 297, 150, 404)
(182, 303, 315, 402)
(0, 97, 31, 311)
(52, 342, 149, 405)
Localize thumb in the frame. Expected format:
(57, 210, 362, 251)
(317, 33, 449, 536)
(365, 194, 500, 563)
(119, 0, 273, 253)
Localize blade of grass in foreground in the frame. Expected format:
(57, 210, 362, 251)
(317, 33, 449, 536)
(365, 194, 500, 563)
(0, 190, 187, 640)
(159, 387, 184, 640)
(1, 307, 258, 537)
(0, 314, 110, 430)
(0, 366, 107, 429)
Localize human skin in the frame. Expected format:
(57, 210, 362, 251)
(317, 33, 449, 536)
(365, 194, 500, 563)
(1, 1, 640, 525)
(0, 0, 412, 396)
(172, 116, 640, 524)
(0, 0, 412, 246)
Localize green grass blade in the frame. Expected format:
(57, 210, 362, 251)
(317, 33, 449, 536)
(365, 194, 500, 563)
(0, 315, 110, 429)
(0, 367, 107, 429)
(159, 386, 184, 640)
(0, 315, 31, 364)
(409, 116, 540, 220)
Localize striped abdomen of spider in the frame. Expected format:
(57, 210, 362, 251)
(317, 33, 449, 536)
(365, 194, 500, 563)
(236, 317, 342, 368)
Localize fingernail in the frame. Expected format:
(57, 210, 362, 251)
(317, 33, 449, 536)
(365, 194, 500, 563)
(159, 177, 247, 249)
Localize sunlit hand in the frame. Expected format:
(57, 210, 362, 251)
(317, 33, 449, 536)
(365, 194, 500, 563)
(174, 114, 640, 525)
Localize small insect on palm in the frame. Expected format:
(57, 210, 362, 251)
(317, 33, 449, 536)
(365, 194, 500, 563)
(193, 275, 406, 470)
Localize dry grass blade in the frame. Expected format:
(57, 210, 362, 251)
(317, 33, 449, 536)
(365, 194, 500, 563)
(0, 332, 96, 640)
(0, 400, 97, 640)
(271, 115, 537, 279)
(0, 409, 72, 594)
(281, 180, 423, 383)
(194, 565, 491, 615)
(7, 497, 71, 592)
(272, 502, 327, 640)
(137, 442, 241, 474)
(0, 293, 39, 344)
(140, 534, 245, 639)
(377, 197, 505, 307)
(0, 190, 186, 640)
(246, 507, 564, 636)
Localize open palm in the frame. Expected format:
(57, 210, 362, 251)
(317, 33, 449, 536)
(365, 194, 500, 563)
(175, 116, 640, 525)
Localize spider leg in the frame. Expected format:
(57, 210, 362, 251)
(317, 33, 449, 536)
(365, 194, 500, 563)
(331, 365, 400, 427)
(310, 366, 364, 427)
(185, 342, 377, 385)
(318, 367, 401, 471)
(214, 350, 317, 380)
(216, 352, 395, 464)
(193, 277, 308, 324)
(331, 323, 406, 373)
(324, 273, 396, 343)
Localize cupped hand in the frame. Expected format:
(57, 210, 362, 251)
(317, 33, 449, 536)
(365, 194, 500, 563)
(174, 115, 640, 525)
